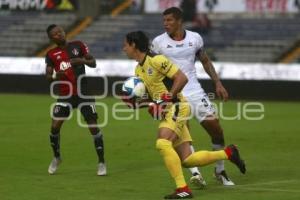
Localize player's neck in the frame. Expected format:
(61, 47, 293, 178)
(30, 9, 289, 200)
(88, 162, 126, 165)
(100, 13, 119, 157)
(136, 52, 147, 65)
(57, 41, 67, 48)
(170, 29, 185, 41)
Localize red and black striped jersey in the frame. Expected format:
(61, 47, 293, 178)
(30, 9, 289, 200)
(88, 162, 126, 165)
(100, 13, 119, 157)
(45, 41, 90, 96)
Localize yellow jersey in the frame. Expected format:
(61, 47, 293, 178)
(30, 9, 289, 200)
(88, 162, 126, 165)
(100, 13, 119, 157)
(135, 53, 185, 102)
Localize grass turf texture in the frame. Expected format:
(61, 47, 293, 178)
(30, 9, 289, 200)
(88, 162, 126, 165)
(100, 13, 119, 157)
(0, 94, 299, 200)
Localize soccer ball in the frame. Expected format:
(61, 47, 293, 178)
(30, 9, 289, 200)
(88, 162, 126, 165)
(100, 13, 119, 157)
(122, 76, 146, 97)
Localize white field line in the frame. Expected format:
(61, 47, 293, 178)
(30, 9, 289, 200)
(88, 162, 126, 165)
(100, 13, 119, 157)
(237, 179, 299, 187)
(220, 180, 300, 193)
(233, 187, 300, 193)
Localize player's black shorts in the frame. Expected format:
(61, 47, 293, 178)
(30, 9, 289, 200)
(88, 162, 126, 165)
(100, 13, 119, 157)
(52, 95, 98, 122)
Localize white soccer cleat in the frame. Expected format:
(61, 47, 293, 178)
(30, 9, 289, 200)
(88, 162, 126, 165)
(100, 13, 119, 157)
(190, 174, 207, 189)
(48, 157, 62, 175)
(214, 170, 235, 186)
(97, 162, 107, 176)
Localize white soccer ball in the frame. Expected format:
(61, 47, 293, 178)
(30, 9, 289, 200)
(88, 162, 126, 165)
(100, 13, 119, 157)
(122, 76, 146, 97)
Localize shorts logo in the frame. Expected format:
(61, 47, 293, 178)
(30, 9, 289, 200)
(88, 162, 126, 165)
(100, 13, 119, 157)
(54, 106, 60, 113)
(189, 42, 193, 46)
(72, 48, 79, 55)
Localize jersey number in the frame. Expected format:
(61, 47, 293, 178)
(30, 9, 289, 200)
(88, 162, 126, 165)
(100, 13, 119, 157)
(201, 98, 209, 107)
(90, 105, 96, 113)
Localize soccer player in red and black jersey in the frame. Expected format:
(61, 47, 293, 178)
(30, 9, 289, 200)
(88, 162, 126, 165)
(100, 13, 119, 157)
(45, 24, 106, 176)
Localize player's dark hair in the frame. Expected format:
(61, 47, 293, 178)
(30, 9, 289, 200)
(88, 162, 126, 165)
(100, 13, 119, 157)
(46, 24, 57, 35)
(126, 31, 149, 53)
(163, 7, 183, 20)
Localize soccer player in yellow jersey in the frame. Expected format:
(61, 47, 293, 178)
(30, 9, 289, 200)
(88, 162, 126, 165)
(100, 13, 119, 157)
(122, 31, 246, 199)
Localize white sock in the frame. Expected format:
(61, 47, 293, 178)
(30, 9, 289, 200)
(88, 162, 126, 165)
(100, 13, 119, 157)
(188, 145, 202, 176)
(212, 143, 225, 173)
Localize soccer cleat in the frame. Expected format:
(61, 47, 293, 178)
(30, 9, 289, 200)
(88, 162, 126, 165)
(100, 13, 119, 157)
(48, 157, 62, 175)
(214, 169, 235, 186)
(164, 185, 193, 199)
(97, 162, 107, 176)
(225, 144, 246, 174)
(190, 173, 206, 189)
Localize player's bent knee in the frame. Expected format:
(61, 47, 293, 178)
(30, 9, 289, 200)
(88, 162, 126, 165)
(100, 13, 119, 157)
(89, 127, 100, 135)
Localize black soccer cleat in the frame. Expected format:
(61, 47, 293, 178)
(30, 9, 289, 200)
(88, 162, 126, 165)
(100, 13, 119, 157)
(225, 144, 246, 174)
(164, 185, 193, 199)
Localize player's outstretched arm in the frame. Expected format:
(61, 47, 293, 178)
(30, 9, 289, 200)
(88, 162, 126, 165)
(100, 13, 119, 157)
(198, 51, 229, 101)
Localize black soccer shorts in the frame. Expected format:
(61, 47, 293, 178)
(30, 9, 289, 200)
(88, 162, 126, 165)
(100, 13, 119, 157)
(52, 95, 98, 122)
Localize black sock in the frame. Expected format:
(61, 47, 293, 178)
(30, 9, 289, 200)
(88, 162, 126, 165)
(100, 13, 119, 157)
(93, 132, 105, 163)
(50, 133, 60, 158)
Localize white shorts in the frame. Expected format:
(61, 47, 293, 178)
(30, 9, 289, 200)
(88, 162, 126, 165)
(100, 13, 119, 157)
(185, 92, 215, 123)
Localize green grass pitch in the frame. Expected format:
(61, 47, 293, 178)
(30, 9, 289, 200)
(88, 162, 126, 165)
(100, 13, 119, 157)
(0, 94, 300, 200)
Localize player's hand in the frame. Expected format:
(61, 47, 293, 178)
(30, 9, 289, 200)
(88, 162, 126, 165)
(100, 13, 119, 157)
(70, 58, 85, 66)
(148, 93, 172, 120)
(215, 81, 229, 101)
(148, 101, 166, 120)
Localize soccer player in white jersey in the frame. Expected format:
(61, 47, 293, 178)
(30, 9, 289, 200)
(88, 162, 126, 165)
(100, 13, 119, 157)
(151, 7, 234, 186)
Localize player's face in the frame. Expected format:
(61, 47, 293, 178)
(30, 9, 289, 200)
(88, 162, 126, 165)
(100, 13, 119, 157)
(123, 39, 135, 59)
(48, 26, 66, 45)
(163, 13, 181, 35)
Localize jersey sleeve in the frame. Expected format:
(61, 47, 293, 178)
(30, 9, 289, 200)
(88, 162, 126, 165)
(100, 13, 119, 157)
(45, 53, 54, 68)
(150, 37, 161, 54)
(152, 55, 178, 78)
(195, 33, 204, 54)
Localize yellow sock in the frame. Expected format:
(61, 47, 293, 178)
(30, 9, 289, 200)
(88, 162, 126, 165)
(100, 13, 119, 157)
(182, 150, 228, 168)
(156, 139, 186, 188)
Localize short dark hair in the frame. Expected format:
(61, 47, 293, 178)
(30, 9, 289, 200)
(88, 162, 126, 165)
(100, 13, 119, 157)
(46, 24, 57, 35)
(126, 31, 149, 53)
(163, 7, 183, 20)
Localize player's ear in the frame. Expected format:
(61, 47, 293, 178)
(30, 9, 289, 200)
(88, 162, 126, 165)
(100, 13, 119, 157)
(132, 42, 136, 49)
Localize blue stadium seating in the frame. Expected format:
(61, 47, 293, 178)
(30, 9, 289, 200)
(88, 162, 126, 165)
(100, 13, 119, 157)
(73, 13, 300, 62)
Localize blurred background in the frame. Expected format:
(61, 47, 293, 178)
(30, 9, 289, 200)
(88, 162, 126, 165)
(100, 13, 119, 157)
(0, 0, 300, 100)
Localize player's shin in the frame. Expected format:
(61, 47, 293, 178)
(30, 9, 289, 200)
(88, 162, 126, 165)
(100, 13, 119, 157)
(92, 131, 105, 163)
(182, 150, 228, 167)
(50, 128, 61, 158)
(156, 139, 187, 188)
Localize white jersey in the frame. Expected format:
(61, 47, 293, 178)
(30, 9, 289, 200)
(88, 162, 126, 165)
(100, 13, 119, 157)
(151, 30, 205, 96)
